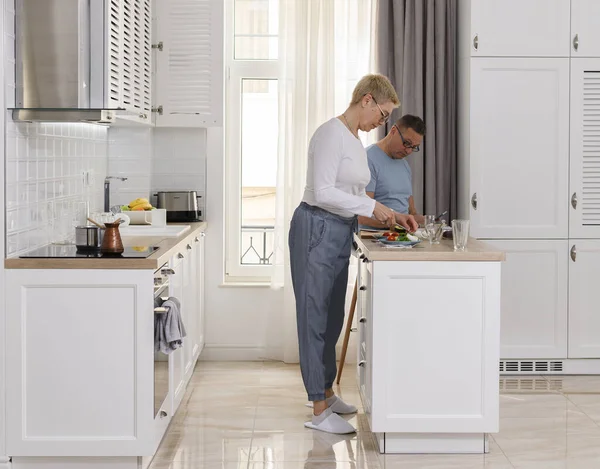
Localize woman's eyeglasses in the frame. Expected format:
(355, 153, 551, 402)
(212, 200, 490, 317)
(370, 95, 390, 124)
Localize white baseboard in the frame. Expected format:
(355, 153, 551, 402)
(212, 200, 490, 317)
(199, 344, 269, 361)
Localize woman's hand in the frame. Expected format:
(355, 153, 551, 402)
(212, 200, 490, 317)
(395, 213, 419, 233)
(372, 201, 395, 227)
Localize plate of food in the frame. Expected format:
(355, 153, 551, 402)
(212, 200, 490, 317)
(374, 231, 421, 246)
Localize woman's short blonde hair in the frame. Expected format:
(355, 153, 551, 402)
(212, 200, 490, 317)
(351, 74, 400, 107)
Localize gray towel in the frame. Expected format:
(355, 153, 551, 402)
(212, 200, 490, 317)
(154, 297, 187, 354)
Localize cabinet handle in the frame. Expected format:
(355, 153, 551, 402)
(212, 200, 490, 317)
(571, 245, 577, 262)
(161, 268, 175, 276)
(571, 192, 578, 210)
(201, 232, 206, 238)
(573, 34, 579, 51)
(154, 307, 167, 313)
(350, 327, 357, 332)
(362, 257, 369, 263)
(473, 33, 479, 51)
(159, 410, 168, 419)
(195, 237, 200, 243)
(152, 41, 164, 51)
(358, 360, 366, 367)
(471, 193, 478, 210)
(178, 253, 184, 259)
(187, 244, 192, 250)
(359, 317, 367, 323)
(359, 253, 366, 260)
(359, 286, 367, 291)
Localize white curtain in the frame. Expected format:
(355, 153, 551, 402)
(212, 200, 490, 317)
(267, 0, 375, 363)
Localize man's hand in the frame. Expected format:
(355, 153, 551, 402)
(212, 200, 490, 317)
(395, 213, 419, 233)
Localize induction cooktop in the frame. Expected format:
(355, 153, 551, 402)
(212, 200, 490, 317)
(19, 245, 159, 259)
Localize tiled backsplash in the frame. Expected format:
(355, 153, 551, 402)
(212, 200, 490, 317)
(5, 121, 108, 256)
(152, 128, 207, 212)
(108, 127, 153, 207)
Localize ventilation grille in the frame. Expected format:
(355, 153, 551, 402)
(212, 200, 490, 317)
(500, 360, 564, 374)
(500, 377, 563, 392)
(582, 71, 600, 224)
(167, 0, 213, 115)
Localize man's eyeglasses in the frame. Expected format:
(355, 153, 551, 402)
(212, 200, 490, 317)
(370, 95, 390, 124)
(394, 124, 421, 152)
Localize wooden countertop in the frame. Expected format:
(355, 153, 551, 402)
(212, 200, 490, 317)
(355, 232, 505, 262)
(4, 222, 207, 270)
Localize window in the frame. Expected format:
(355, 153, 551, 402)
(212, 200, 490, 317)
(225, 0, 279, 280)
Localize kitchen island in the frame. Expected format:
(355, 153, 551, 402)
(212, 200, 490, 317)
(3, 223, 206, 469)
(354, 233, 504, 454)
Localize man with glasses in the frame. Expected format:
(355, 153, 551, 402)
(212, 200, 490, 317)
(358, 114, 426, 228)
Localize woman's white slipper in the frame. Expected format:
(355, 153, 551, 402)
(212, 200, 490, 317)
(305, 395, 358, 414)
(304, 407, 356, 434)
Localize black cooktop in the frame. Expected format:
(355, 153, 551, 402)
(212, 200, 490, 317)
(19, 245, 159, 259)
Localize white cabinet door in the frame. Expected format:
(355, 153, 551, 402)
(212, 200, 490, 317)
(182, 242, 195, 380)
(470, 0, 570, 57)
(169, 255, 186, 409)
(569, 59, 600, 238)
(195, 232, 206, 353)
(470, 58, 570, 238)
(571, 0, 600, 57)
(153, 0, 224, 127)
(485, 240, 568, 359)
(568, 240, 600, 358)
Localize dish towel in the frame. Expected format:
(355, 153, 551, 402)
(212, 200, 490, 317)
(154, 297, 187, 354)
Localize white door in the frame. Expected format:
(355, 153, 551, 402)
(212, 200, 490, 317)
(571, 0, 600, 57)
(470, 0, 570, 57)
(485, 240, 568, 359)
(153, 0, 224, 127)
(568, 240, 600, 358)
(569, 59, 600, 238)
(470, 58, 570, 238)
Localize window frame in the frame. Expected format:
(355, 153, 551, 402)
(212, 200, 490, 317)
(225, 0, 279, 281)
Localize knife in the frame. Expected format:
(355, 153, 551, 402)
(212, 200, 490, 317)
(435, 210, 448, 222)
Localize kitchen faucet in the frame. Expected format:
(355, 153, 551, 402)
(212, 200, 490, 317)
(104, 176, 128, 212)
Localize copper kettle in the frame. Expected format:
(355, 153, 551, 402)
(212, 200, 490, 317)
(101, 221, 124, 254)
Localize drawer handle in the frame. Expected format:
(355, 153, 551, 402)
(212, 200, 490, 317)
(154, 307, 167, 313)
(358, 360, 366, 367)
(195, 237, 200, 242)
(571, 192, 578, 210)
(362, 258, 369, 263)
(201, 232, 206, 237)
(187, 244, 192, 250)
(350, 327, 357, 332)
(159, 410, 168, 419)
(473, 33, 479, 51)
(571, 245, 577, 262)
(359, 286, 367, 291)
(573, 33, 579, 51)
(471, 193, 478, 210)
(178, 253, 184, 259)
(161, 268, 175, 276)
(359, 317, 367, 323)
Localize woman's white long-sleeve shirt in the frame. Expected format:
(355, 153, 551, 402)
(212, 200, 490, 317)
(302, 118, 376, 218)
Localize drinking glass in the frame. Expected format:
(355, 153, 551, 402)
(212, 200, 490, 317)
(452, 219, 470, 251)
(429, 221, 446, 244)
(423, 215, 435, 241)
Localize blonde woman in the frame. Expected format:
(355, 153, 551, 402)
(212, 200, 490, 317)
(289, 74, 418, 434)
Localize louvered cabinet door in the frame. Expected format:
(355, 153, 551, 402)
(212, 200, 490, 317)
(570, 59, 600, 238)
(154, 0, 224, 127)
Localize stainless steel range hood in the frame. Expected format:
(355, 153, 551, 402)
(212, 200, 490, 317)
(10, 0, 126, 123)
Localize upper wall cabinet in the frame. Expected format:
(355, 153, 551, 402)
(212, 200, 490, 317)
(470, 0, 571, 57)
(571, 0, 600, 57)
(153, 0, 224, 127)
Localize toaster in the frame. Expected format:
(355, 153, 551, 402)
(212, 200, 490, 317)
(155, 191, 203, 222)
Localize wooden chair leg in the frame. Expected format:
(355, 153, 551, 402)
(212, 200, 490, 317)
(336, 278, 358, 385)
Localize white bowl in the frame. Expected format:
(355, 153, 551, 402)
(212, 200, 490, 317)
(125, 210, 152, 225)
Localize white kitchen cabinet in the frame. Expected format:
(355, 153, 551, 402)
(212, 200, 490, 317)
(194, 232, 206, 353)
(5, 269, 156, 457)
(469, 58, 570, 238)
(357, 255, 373, 416)
(469, 0, 570, 57)
(569, 59, 600, 238)
(485, 240, 568, 359)
(571, 0, 600, 57)
(153, 0, 224, 127)
(568, 240, 600, 358)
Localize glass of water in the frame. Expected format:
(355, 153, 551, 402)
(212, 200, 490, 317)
(452, 219, 470, 251)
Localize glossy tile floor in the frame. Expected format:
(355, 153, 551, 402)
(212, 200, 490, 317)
(149, 362, 600, 468)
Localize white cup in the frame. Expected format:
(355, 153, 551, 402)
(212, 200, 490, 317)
(151, 209, 167, 227)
